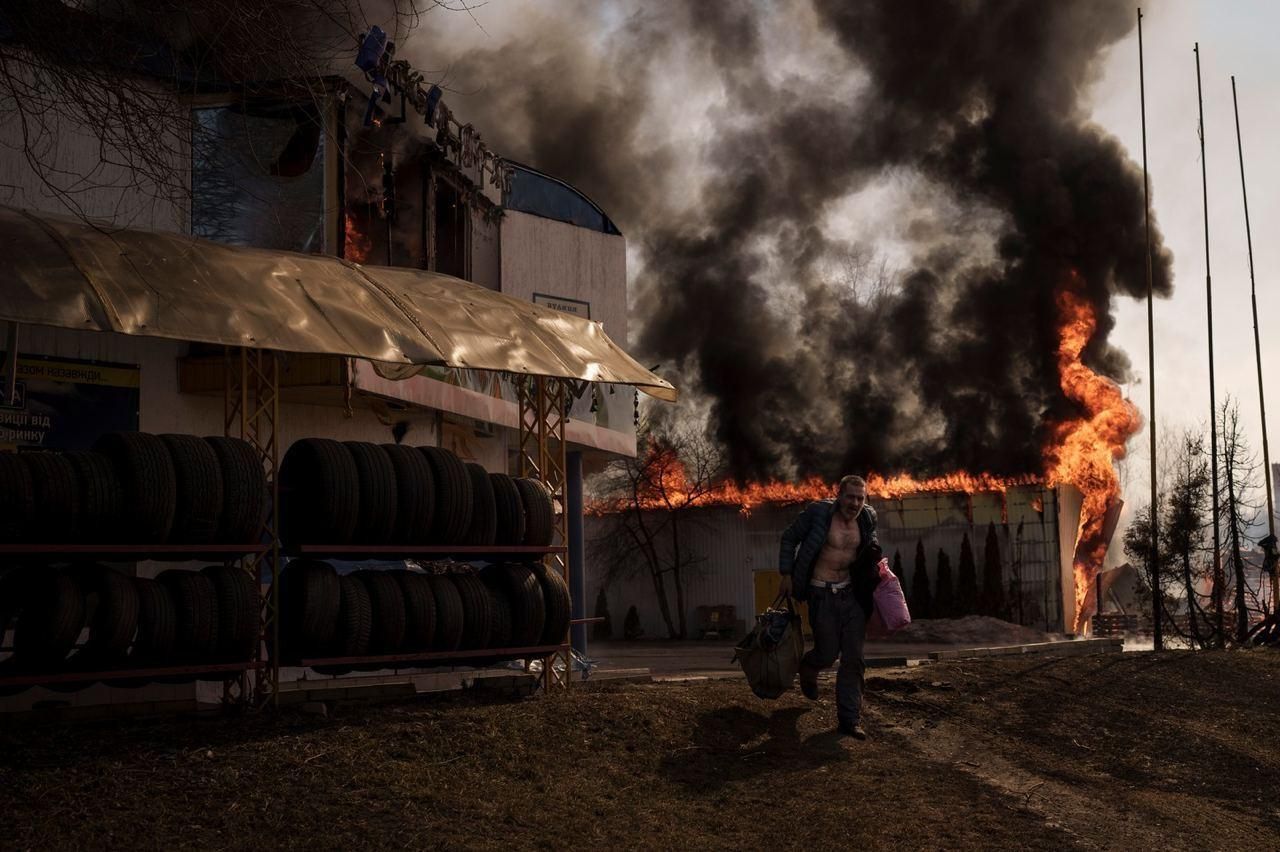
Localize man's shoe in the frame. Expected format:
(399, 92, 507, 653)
(799, 666, 818, 700)
(839, 720, 867, 740)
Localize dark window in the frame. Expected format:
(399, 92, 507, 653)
(433, 176, 468, 279)
(191, 102, 325, 252)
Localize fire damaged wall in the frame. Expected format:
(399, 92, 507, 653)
(414, 0, 1173, 486)
(586, 485, 1075, 640)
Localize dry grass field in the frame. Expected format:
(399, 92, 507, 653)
(2, 650, 1278, 849)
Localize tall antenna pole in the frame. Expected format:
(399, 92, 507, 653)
(1231, 76, 1278, 611)
(1195, 43, 1225, 645)
(1139, 9, 1162, 650)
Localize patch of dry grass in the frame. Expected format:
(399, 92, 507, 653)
(2, 650, 1277, 849)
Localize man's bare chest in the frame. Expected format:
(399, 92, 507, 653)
(824, 516, 861, 552)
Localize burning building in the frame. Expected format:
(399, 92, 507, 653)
(586, 268, 1134, 639)
(428, 2, 1168, 639)
(179, 63, 639, 466)
(585, 481, 1095, 639)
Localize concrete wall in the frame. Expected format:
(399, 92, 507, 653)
(499, 210, 628, 345)
(498, 209, 634, 448)
(0, 58, 188, 231)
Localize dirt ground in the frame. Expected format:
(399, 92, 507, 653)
(2, 650, 1278, 850)
(889, 614, 1050, 645)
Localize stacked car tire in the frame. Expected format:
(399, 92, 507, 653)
(0, 563, 258, 690)
(274, 560, 571, 667)
(0, 434, 564, 691)
(0, 433, 267, 545)
(279, 441, 555, 551)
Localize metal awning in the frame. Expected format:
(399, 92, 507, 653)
(0, 205, 676, 400)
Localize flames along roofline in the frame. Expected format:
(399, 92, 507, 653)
(586, 476, 1053, 516)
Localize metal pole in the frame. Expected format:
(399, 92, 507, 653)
(1231, 76, 1279, 610)
(1140, 9, 1163, 650)
(3, 322, 18, 407)
(1195, 44, 1225, 646)
(567, 450, 587, 656)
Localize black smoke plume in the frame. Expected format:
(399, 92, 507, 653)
(419, 0, 1173, 481)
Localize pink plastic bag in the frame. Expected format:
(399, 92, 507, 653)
(866, 557, 911, 638)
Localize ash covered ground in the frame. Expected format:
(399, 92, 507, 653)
(2, 650, 1277, 849)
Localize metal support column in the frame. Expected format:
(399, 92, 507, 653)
(567, 450, 587, 656)
(225, 347, 281, 706)
(518, 376, 570, 689)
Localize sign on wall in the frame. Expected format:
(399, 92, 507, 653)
(532, 293, 591, 320)
(0, 354, 140, 450)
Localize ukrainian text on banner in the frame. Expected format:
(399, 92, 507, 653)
(0, 354, 140, 450)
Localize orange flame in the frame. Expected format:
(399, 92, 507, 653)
(344, 213, 372, 264)
(1045, 273, 1140, 631)
(588, 454, 1039, 517)
(592, 274, 1138, 632)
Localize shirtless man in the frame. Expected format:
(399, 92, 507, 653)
(777, 475, 881, 739)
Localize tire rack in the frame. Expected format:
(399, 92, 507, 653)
(0, 348, 279, 700)
(291, 546, 570, 672)
(0, 347, 579, 704)
(0, 549, 271, 693)
(226, 358, 575, 703)
(283, 376, 574, 695)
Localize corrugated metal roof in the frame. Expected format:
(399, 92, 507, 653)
(0, 204, 676, 400)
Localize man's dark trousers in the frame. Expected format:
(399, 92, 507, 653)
(801, 588, 867, 725)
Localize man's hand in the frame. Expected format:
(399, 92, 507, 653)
(778, 575, 793, 597)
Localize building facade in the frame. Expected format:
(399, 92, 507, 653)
(0, 47, 640, 707)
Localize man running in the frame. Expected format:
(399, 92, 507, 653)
(777, 474, 881, 739)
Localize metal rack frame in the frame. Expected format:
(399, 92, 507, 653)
(0, 544, 270, 557)
(289, 545, 566, 558)
(225, 347, 281, 706)
(517, 376, 572, 691)
(299, 643, 568, 669)
(0, 662, 264, 690)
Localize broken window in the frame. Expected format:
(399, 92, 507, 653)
(191, 101, 325, 252)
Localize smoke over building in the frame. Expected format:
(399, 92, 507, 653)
(415, 0, 1174, 482)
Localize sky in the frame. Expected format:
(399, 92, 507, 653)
(1091, 0, 1280, 530)
(404, 0, 1280, 537)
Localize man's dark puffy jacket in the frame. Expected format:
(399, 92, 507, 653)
(778, 499, 881, 611)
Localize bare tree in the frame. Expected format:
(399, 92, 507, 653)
(1161, 429, 1214, 648)
(1217, 398, 1266, 643)
(836, 245, 898, 308)
(0, 0, 445, 222)
(1121, 417, 1268, 649)
(1123, 503, 1181, 641)
(587, 421, 725, 639)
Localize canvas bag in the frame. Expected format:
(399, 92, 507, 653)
(733, 594, 804, 700)
(866, 557, 912, 638)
